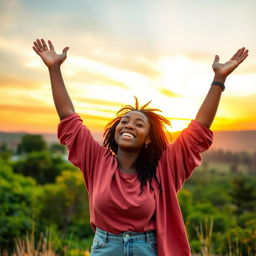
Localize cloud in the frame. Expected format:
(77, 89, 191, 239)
(158, 87, 181, 98)
(1, 0, 256, 133)
(0, 75, 42, 90)
(0, 103, 57, 133)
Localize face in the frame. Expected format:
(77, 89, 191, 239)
(115, 111, 151, 151)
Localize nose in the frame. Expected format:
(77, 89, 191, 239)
(125, 122, 134, 130)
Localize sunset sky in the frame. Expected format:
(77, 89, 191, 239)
(1, 0, 256, 135)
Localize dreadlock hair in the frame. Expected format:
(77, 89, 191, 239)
(103, 97, 171, 195)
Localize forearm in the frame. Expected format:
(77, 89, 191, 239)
(195, 75, 225, 128)
(195, 47, 248, 128)
(48, 65, 75, 120)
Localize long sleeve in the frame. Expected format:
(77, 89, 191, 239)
(57, 113, 106, 190)
(161, 120, 213, 192)
(154, 120, 213, 255)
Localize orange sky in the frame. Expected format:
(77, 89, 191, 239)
(1, 0, 256, 134)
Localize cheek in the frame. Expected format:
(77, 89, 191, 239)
(114, 125, 121, 141)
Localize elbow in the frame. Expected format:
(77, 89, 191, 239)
(195, 118, 211, 129)
(59, 110, 75, 120)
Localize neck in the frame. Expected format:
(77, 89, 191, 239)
(116, 148, 140, 174)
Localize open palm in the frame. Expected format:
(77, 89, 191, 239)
(33, 39, 69, 67)
(212, 47, 248, 77)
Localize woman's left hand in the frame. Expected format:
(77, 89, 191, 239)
(212, 47, 248, 80)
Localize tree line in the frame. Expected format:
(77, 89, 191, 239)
(0, 134, 256, 255)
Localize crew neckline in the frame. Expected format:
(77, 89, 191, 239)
(118, 169, 137, 177)
(114, 155, 137, 177)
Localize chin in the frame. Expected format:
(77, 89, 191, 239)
(118, 144, 142, 152)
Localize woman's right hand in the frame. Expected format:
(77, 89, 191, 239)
(32, 39, 69, 68)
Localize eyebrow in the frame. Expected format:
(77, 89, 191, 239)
(122, 116, 146, 123)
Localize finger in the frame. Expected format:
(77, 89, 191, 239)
(33, 40, 42, 52)
(236, 47, 246, 59)
(36, 39, 43, 49)
(213, 55, 219, 64)
(237, 49, 249, 64)
(62, 47, 69, 55)
(41, 39, 48, 51)
(48, 40, 55, 51)
(32, 46, 40, 55)
(231, 47, 245, 60)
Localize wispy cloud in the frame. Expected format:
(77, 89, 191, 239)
(1, 0, 256, 132)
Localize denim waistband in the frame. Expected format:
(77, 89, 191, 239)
(95, 227, 156, 243)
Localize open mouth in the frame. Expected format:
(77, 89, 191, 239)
(121, 132, 136, 138)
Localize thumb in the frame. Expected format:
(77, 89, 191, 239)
(62, 47, 69, 55)
(213, 55, 219, 64)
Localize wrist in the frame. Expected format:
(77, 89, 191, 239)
(211, 81, 225, 91)
(213, 74, 226, 84)
(48, 64, 61, 72)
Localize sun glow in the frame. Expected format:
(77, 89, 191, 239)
(166, 119, 191, 133)
(2, 38, 256, 134)
(156, 55, 211, 97)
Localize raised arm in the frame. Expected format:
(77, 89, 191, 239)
(195, 47, 248, 128)
(33, 39, 75, 120)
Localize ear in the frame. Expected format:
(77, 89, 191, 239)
(145, 136, 151, 145)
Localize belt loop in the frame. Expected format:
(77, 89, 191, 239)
(144, 232, 148, 243)
(106, 231, 109, 243)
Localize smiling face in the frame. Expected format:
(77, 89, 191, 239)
(114, 111, 151, 152)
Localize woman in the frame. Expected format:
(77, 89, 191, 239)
(33, 39, 248, 256)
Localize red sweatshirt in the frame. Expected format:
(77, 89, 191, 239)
(58, 113, 213, 256)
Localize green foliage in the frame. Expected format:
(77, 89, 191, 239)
(12, 151, 68, 184)
(18, 134, 47, 154)
(229, 176, 256, 216)
(38, 170, 90, 235)
(187, 202, 229, 242)
(219, 227, 256, 255)
(1, 145, 256, 255)
(195, 217, 214, 256)
(0, 158, 92, 253)
(0, 142, 12, 161)
(68, 221, 94, 237)
(49, 143, 66, 154)
(0, 162, 37, 250)
(183, 168, 256, 255)
(238, 212, 256, 229)
(178, 189, 192, 223)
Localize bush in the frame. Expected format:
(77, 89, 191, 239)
(0, 162, 37, 250)
(12, 151, 67, 184)
(219, 227, 256, 255)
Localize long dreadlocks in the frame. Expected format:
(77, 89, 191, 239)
(103, 97, 171, 195)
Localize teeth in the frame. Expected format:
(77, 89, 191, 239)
(122, 132, 134, 138)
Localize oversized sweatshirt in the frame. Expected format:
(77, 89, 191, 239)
(58, 113, 213, 256)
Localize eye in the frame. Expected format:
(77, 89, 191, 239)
(136, 123, 144, 128)
(120, 120, 127, 124)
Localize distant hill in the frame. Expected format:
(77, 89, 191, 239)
(210, 130, 256, 152)
(1, 130, 256, 153)
(0, 131, 104, 152)
(0, 132, 58, 151)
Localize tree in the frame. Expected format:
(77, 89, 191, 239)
(18, 134, 47, 154)
(229, 176, 256, 216)
(0, 160, 37, 250)
(0, 142, 12, 161)
(49, 143, 66, 154)
(38, 170, 91, 236)
(12, 151, 67, 184)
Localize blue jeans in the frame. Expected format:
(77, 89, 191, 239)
(90, 227, 158, 256)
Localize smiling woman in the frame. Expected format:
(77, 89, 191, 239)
(33, 38, 248, 256)
(103, 100, 170, 187)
